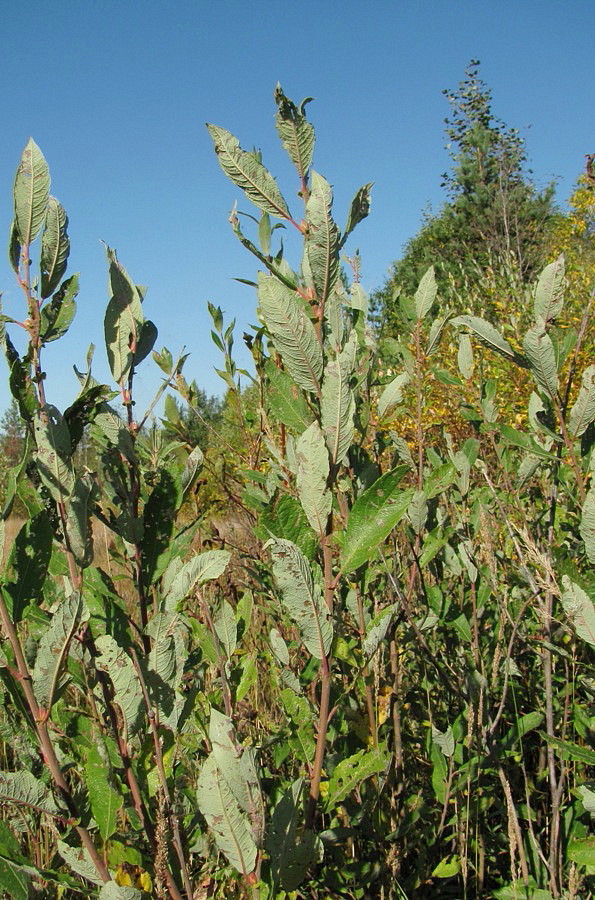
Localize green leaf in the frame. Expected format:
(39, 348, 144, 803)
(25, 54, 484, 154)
(13, 138, 50, 245)
(33, 405, 75, 501)
(40, 197, 70, 298)
(268, 538, 333, 659)
(32, 592, 87, 710)
(377, 372, 409, 419)
(495, 424, 555, 460)
(321, 334, 357, 464)
(196, 754, 257, 875)
(0, 856, 30, 900)
(296, 422, 332, 538)
(414, 266, 437, 320)
(181, 445, 204, 502)
(163, 549, 230, 607)
(533, 255, 565, 325)
(325, 746, 387, 809)
(340, 467, 412, 573)
(452, 315, 525, 365)
(281, 690, 315, 761)
(424, 462, 457, 498)
(580, 487, 595, 565)
(85, 744, 122, 841)
(561, 576, 595, 646)
(209, 710, 263, 841)
(66, 474, 97, 568)
(95, 635, 143, 737)
(3, 512, 53, 622)
(207, 124, 290, 219)
(540, 733, 595, 765)
(141, 469, 182, 586)
(104, 246, 145, 385)
(275, 86, 315, 180)
(432, 855, 461, 878)
(132, 319, 158, 367)
(568, 365, 595, 437)
(306, 172, 340, 306)
(265, 359, 314, 433)
(257, 494, 317, 560)
(8, 220, 21, 274)
(523, 323, 558, 396)
(40, 273, 78, 343)
(258, 274, 323, 394)
(567, 836, 595, 868)
(340, 182, 373, 249)
(236, 653, 257, 702)
(266, 779, 322, 891)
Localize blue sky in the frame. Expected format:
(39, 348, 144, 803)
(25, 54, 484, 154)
(0, 0, 593, 418)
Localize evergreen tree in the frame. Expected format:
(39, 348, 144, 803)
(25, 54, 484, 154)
(374, 61, 556, 329)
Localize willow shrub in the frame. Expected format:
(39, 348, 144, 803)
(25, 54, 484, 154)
(0, 91, 593, 899)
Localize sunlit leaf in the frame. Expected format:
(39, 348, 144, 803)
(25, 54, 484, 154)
(13, 138, 50, 245)
(40, 197, 70, 298)
(207, 124, 290, 219)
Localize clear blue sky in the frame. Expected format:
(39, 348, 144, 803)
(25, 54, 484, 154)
(0, 0, 593, 417)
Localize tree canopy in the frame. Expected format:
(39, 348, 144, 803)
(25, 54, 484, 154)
(374, 61, 557, 330)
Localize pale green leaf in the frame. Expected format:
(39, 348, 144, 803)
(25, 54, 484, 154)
(196, 754, 257, 875)
(425, 314, 450, 356)
(325, 746, 387, 809)
(57, 840, 103, 886)
(258, 273, 323, 394)
(340, 182, 373, 249)
(452, 315, 525, 365)
(305, 172, 339, 306)
(408, 490, 428, 534)
(13, 138, 50, 245)
(268, 539, 333, 659)
(568, 365, 595, 437)
(457, 333, 474, 379)
(579, 785, 595, 818)
(0, 770, 58, 815)
(40, 197, 69, 298)
(163, 550, 230, 607)
(95, 635, 143, 736)
(209, 710, 263, 842)
(85, 744, 122, 841)
(432, 856, 461, 878)
(214, 600, 237, 657)
(378, 372, 410, 419)
(340, 467, 413, 573)
(275, 86, 315, 178)
(580, 487, 595, 564)
(99, 883, 143, 899)
(181, 445, 204, 501)
(270, 627, 290, 666)
(432, 725, 455, 758)
(207, 124, 290, 219)
(363, 604, 398, 658)
(523, 323, 558, 396)
(321, 335, 356, 464)
(414, 266, 437, 320)
(296, 422, 331, 538)
(561, 576, 595, 647)
(33, 592, 87, 710)
(533, 255, 565, 324)
(104, 246, 145, 385)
